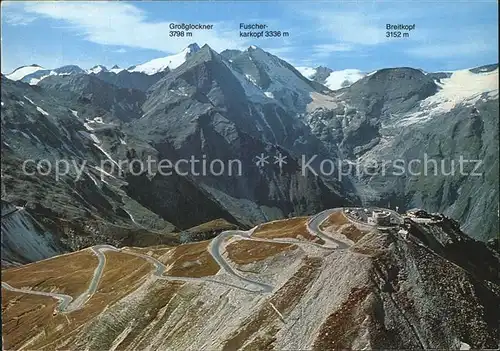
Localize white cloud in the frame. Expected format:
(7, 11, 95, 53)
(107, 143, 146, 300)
(309, 43, 354, 60)
(313, 43, 353, 53)
(20, 2, 248, 54)
(406, 26, 497, 59)
(114, 48, 127, 54)
(3, 12, 37, 26)
(261, 43, 353, 67)
(2, 2, 37, 26)
(305, 10, 389, 46)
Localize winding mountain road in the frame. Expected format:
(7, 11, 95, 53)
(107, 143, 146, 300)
(1, 282, 73, 313)
(2, 207, 358, 313)
(208, 228, 273, 293)
(306, 208, 351, 249)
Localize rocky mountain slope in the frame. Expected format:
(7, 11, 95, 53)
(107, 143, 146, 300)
(2, 209, 498, 350)
(302, 64, 499, 240)
(132, 45, 352, 224)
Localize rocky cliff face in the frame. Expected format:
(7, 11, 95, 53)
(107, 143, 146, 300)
(1, 201, 65, 266)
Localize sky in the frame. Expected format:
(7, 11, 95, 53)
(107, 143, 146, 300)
(1, 0, 498, 74)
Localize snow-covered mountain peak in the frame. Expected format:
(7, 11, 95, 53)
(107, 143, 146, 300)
(87, 65, 108, 74)
(224, 47, 325, 112)
(4, 64, 86, 85)
(109, 65, 124, 74)
(408, 66, 498, 121)
(186, 43, 201, 53)
(54, 65, 85, 75)
(6, 65, 45, 81)
(129, 43, 201, 75)
(296, 67, 317, 79)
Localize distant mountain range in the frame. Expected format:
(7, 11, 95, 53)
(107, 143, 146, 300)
(5, 43, 366, 91)
(1, 43, 498, 267)
(4, 43, 203, 84)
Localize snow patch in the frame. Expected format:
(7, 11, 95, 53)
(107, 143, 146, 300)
(255, 107, 277, 142)
(92, 166, 117, 180)
(123, 209, 144, 228)
(93, 144, 121, 171)
(70, 109, 78, 118)
(169, 88, 189, 97)
(6, 65, 45, 81)
(30, 133, 42, 144)
(19, 131, 31, 139)
(425, 68, 498, 112)
(397, 67, 499, 127)
(90, 134, 100, 144)
(459, 342, 470, 350)
(36, 106, 49, 116)
(83, 122, 94, 131)
(245, 74, 258, 85)
(23, 96, 34, 104)
(264, 92, 274, 98)
(85, 171, 99, 187)
(87, 65, 107, 74)
(29, 76, 49, 85)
